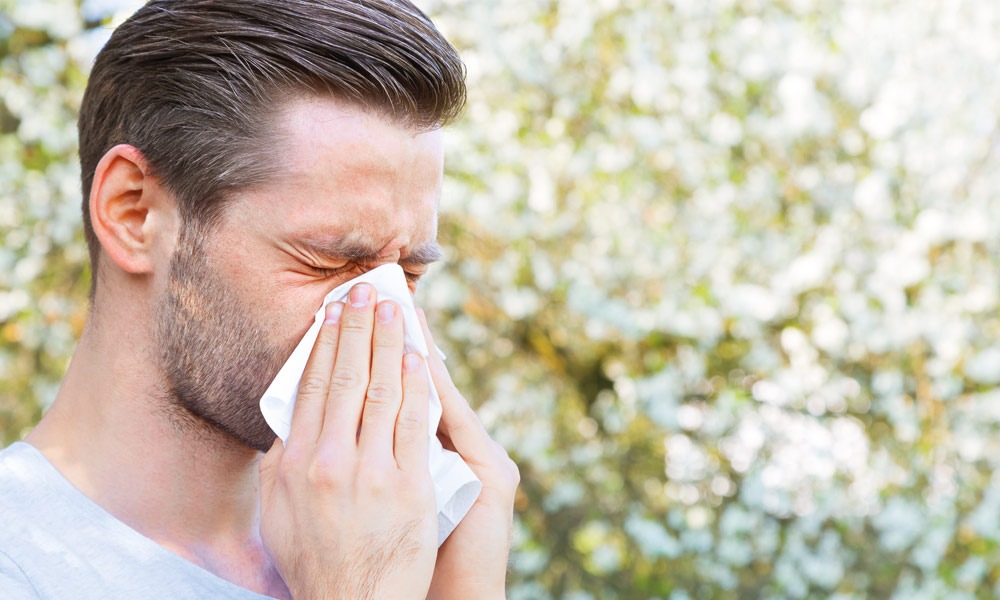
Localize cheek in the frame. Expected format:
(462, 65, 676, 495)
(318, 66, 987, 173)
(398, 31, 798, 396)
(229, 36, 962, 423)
(203, 230, 332, 354)
(208, 262, 317, 354)
(259, 284, 329, 356)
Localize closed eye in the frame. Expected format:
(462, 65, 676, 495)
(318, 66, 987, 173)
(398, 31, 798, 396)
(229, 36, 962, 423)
(403, 269, 425, 293)
(307, 263, 354, 279)
(308, 262, 425, 292)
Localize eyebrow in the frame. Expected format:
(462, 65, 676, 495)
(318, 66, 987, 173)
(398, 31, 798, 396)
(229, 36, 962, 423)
(299, 236, 444, 266)
(402, 242, 445, 265)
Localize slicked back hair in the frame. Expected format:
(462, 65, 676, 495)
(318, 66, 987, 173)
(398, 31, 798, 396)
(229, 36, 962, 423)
(78, 0, 466, 290)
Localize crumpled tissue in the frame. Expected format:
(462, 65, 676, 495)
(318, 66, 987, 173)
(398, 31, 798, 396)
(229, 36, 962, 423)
(260, 263, 482, 546)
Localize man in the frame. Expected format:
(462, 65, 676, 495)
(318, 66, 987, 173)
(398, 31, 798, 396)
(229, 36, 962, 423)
(0, 1, 519, 598)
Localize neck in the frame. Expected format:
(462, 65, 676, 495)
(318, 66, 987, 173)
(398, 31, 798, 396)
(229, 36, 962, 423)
(26, 307, 287, 598)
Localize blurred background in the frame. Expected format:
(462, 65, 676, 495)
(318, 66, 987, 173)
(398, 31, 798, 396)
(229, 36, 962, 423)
(2, 0, 1000, 598)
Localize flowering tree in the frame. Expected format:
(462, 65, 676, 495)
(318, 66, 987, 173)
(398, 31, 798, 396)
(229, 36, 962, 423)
(3, 0, 1000, 597)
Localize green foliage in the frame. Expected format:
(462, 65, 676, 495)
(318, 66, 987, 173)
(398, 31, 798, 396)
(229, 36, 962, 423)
(0, 0, 96, 442)
(4, 0, 1000, 598)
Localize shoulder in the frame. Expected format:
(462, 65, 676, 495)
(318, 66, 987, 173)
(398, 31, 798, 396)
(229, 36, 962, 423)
(0, 444, 276, 599)
(0, 444, 47, 598)
(0, 442, 52, 506)
(0, 443, 48, 513)
(0, 443, 64, 546)
(0, 548, 40, 599)
(0, 441, 105, 560)
(0, 442, 42, 477)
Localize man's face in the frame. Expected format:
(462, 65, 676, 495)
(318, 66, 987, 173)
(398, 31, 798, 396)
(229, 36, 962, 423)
(155, 97, 445, 452)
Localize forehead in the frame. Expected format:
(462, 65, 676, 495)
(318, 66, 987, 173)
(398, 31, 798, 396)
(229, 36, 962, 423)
(231, 96, 444, 252)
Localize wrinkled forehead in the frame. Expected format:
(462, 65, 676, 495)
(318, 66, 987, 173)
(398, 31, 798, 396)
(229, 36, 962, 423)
(219, 96, 443, 256)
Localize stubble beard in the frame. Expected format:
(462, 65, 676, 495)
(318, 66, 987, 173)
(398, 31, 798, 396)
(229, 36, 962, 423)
(155, 232, 287, 453)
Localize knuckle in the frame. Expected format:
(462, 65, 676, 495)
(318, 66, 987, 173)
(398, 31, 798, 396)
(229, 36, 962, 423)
(508, 458, 521, 484)
(448, 413, 476, 436)
(482, 440, 520, 485)
(395, 408, 424, 432)
(450, 405, 473, 425)
(315, 327, 339, 347)
(361, 470, 391, 497)
(338, 315, 371, 334)
(330, 365, 363, 390)
(372, 331, 399, 349)
(297, 373, 329, 398)
(305, 455, 346, 491)
(365, 380, 398, 405)
(361, 401, 390, 418)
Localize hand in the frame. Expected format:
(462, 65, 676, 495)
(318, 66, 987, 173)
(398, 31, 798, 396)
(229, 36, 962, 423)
(259, 284, 438, 600)
(418, 310, 521, 600)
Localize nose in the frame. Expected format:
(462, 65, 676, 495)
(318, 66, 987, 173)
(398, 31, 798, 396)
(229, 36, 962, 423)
(374, 243, 403, 265)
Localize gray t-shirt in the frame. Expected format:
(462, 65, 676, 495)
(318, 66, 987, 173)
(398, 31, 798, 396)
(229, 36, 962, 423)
(0, 442, 276, 599)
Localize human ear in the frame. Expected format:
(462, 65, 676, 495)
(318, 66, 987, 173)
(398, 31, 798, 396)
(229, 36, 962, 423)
(88, 144, 174, 276)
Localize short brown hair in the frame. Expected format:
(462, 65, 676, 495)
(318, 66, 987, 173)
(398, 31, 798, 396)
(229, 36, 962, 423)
(78, 0, 465, 287)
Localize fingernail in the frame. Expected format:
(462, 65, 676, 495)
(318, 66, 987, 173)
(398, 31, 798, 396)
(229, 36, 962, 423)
(404, 353, 422, 372)
(377, 301, 395, 323)
(324, 302, 343, 324)
(349, 283, 371, 307)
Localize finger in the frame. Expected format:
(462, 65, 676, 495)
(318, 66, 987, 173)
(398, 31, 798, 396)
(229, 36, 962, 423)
(357, 300, 405, 464)
(287, 302, 343, 447)
(259, 437, 283, 501)
(320, 283, 376, 450)
(395, 352, 429, 472)
(415, 308, 456, 393)
(416, 309, 492, 460)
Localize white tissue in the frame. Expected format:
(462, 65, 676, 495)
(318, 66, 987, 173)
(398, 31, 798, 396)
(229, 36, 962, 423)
(259, 264, 482, 546)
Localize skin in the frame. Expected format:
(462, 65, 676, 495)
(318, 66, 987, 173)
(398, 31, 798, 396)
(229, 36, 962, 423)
(26, 97, 519, 599)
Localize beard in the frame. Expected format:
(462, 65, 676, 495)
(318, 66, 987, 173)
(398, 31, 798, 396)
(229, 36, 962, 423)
(155, 231, 289, 453)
